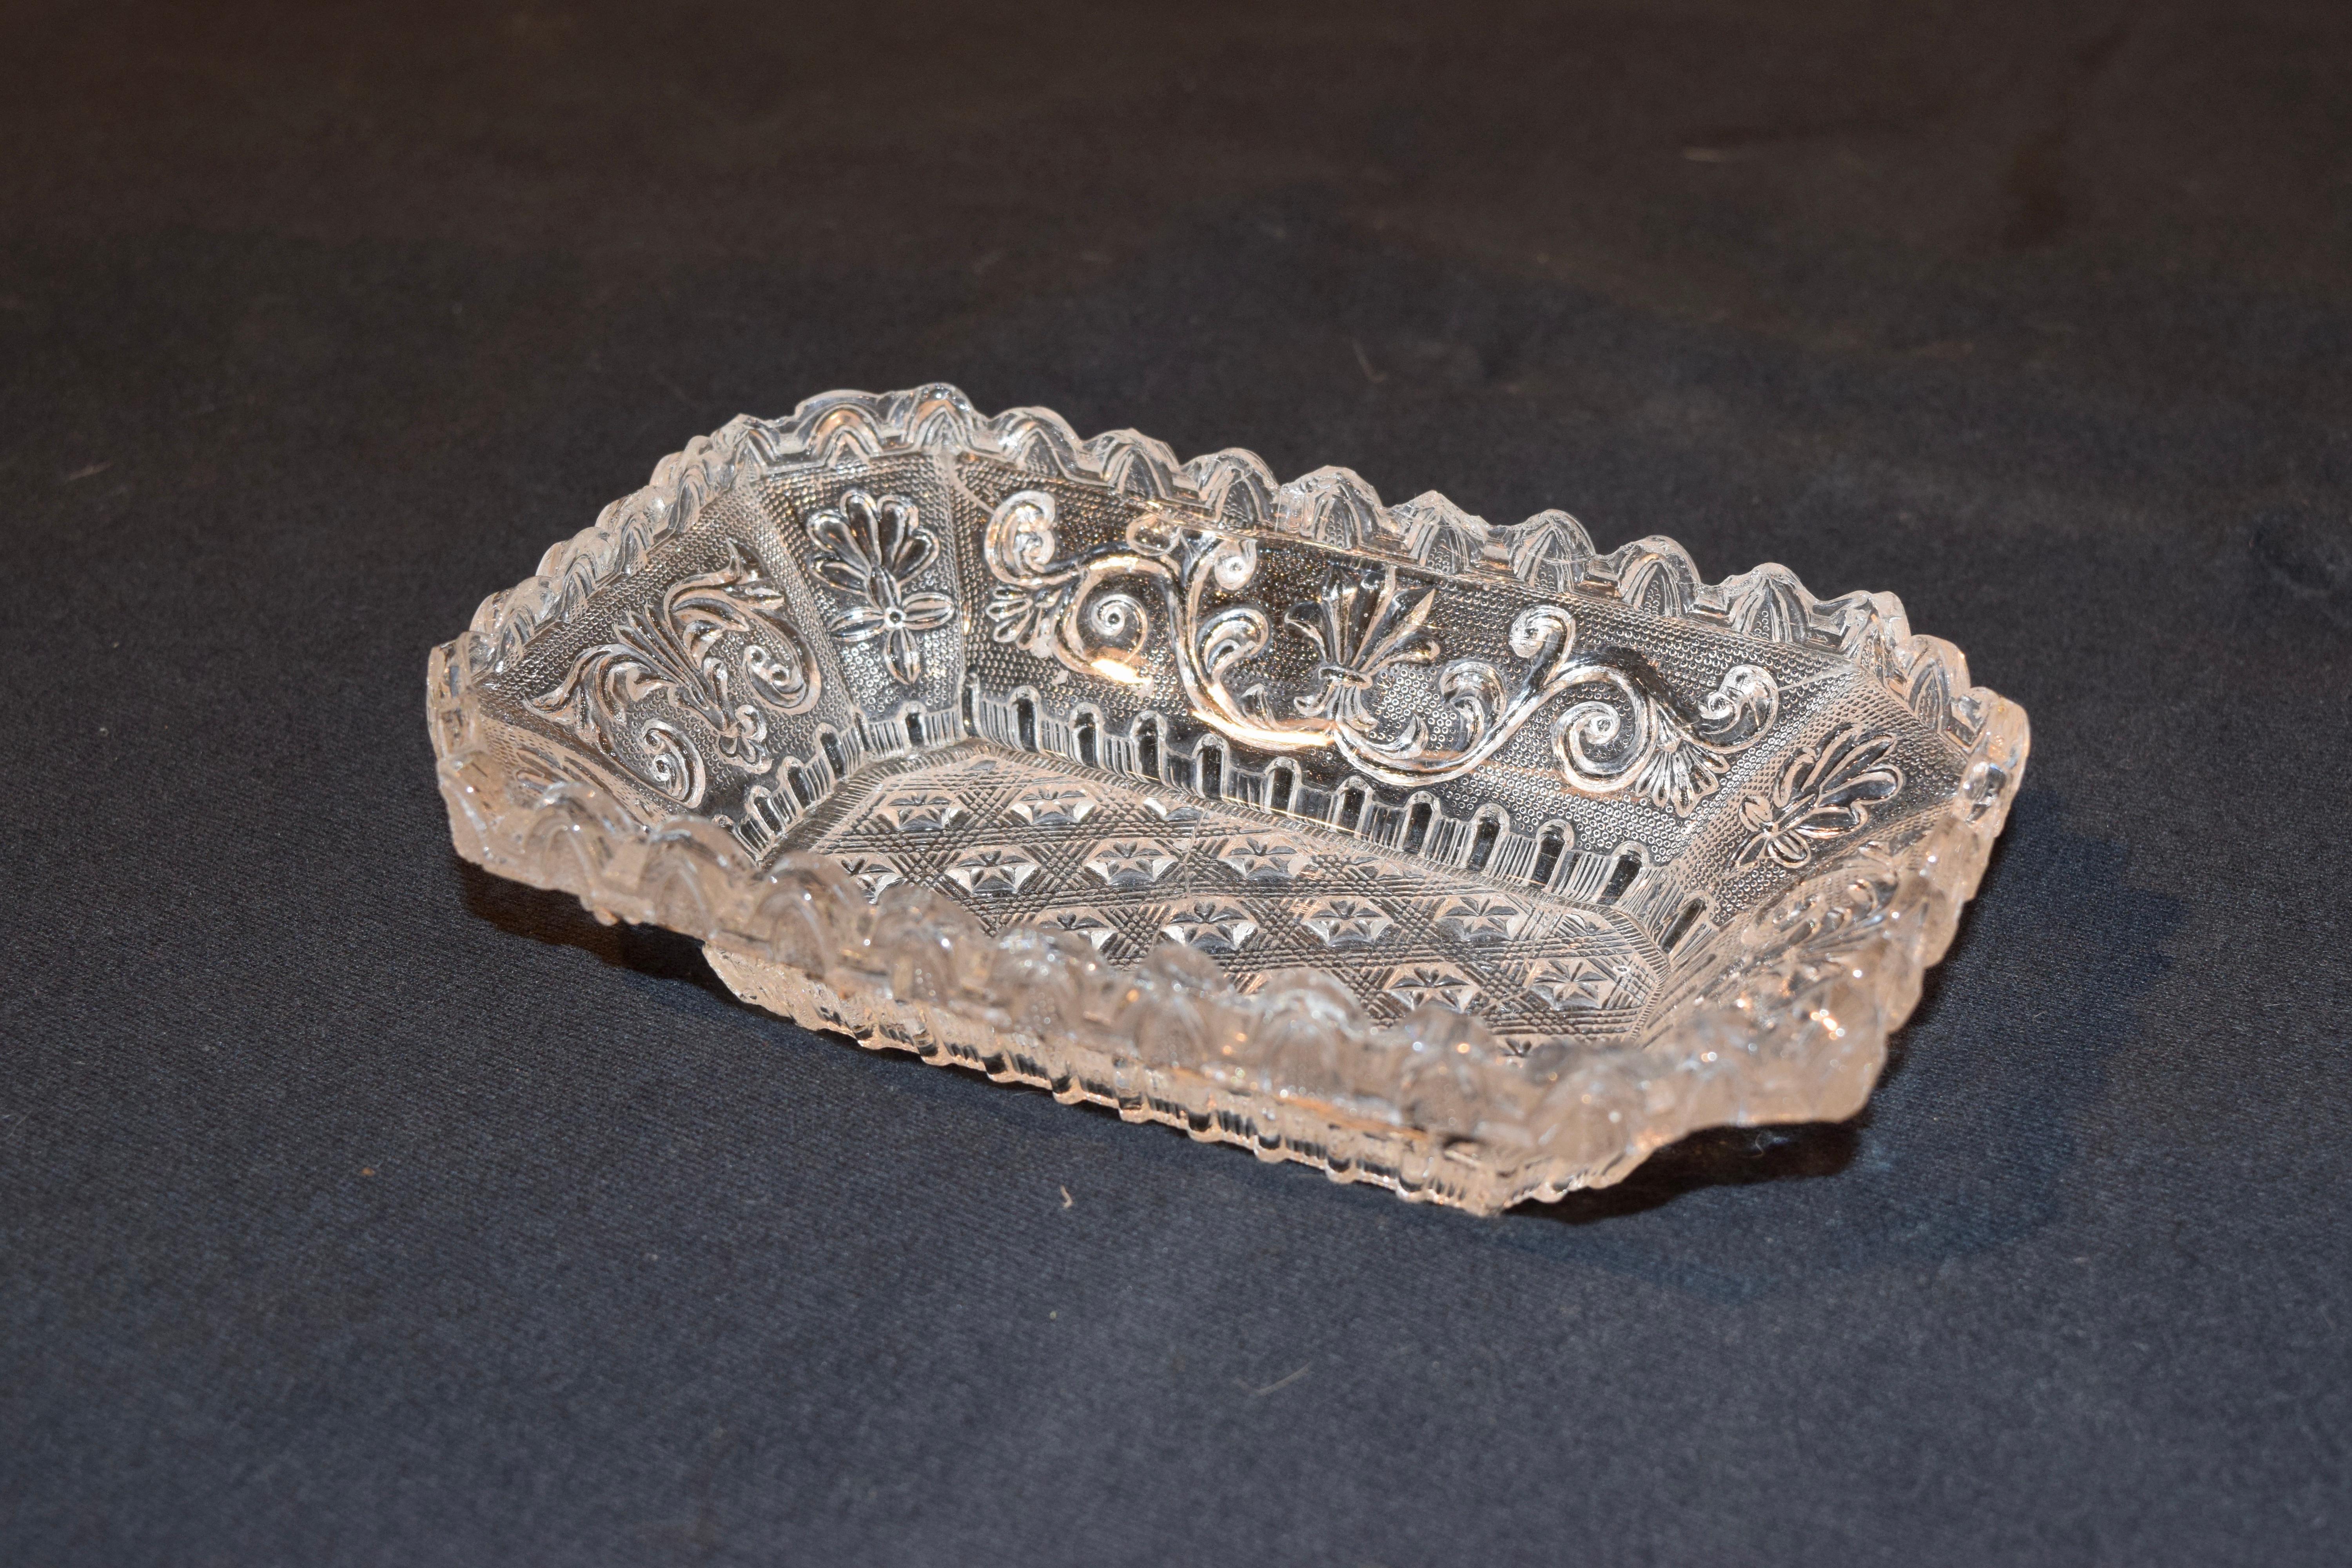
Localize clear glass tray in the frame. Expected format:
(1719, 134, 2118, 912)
(428, 385, 2028, 1213)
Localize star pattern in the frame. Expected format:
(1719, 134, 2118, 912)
(867, 791, 962, 831)
(1160, 901, 1258, 952)
(945, 846, 1040, 896)
(1215, 835, 1313, 882)
(1437, 894, 1528, 942)
(1524, 956, 1619, 1010)
(1005, 784, 1096, 826)
(1299, 897, 1393, 946)
(1384, 964, 1481, 1013)
(1083, 839, 1180, 887)
(1027, 907, 1117, 951)
(811, 749, 1660, 1049)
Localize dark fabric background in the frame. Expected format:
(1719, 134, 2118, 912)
(4, 2, 2348, 1563)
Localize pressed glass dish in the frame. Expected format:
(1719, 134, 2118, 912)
(428, 385, 2028, 1214)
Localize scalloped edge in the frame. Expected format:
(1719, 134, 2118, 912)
(459, 384, 2000, 750)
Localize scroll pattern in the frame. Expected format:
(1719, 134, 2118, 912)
(981, 490, 1776, 809)
(528, 541, 818, 806)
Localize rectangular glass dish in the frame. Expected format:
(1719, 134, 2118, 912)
(428, 385, 2027, 1214)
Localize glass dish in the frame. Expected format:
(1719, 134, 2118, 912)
(428, 385, 2028, 1213)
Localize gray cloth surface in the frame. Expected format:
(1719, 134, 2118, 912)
(4, 2, 2348, 1563)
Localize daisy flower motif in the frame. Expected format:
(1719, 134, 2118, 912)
(807, 489, 955, 686)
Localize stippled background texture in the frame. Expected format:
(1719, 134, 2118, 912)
(3, 2, 2347, 1563)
